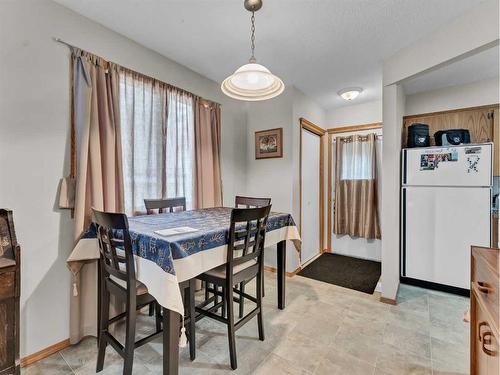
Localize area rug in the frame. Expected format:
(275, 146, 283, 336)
(297, 253, 381, 294)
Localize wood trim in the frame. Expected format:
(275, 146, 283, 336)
(327, 122, 383, 134)
(20, 339, 70, 368)
(264, 265, 301, 277)
(379, 296, 397, 305)
(379, 282, 400, 306)
(403, 103, 499, 120)
(327, 132, 333, 252)
(299, 118, 325, 265)
(300, 117, 326, 136)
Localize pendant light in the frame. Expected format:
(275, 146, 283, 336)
(221, 0, 284, 101)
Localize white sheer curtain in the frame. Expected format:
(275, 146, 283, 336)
(340, 137, 375, 180)
(119, 69, 195, 215)
(165, 89, 195, 208)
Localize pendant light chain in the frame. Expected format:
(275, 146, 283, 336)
(250, 10, 256, 62)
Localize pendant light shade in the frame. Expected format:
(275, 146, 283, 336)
(221, 0, 284, 101)
(221, 63, 285, 101)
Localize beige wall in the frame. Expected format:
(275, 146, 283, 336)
(327, 100, 382, 128)
(405, 78, 499, 115)
(0, 0, 247, 356)
(245, 86, 326, 272)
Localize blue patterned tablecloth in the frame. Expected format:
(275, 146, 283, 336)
(87, 207, 296, 277)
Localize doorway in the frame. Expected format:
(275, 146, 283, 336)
(299, 118, 325, 266)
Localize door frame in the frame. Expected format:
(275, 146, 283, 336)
(299, 118, 325, 263)
(326, 122, 383, 252)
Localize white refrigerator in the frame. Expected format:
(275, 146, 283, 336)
(401, 143, 492, 290)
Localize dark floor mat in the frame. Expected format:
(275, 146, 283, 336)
(297, 253, 381, 294)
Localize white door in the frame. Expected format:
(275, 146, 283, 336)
(402, 186, 491, 289)
(301, 129, 321, 265)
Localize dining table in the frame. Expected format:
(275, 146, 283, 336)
(67, 207, 300, 375)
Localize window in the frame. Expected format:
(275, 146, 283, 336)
(119, 71, 195, 215)
(340, 139, 375, 180)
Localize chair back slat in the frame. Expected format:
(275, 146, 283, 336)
(144, 197, 186, 214)
(226, 205, 271, 279)
(92, 208, 136, 285)
(234, 196, 271, 209)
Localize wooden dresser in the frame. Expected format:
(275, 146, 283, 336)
(0, 210, 20, 375)
(471, 246, 500, 375)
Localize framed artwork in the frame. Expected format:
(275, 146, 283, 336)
(255, 128, 283, 159)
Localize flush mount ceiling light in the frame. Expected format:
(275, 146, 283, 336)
(338, 87, 363, 101)
(221, 0, 284, 101)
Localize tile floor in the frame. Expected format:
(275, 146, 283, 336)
(22, 272, 470, 375)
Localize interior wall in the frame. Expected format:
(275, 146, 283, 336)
(327, 100, 382, 128)
(0, 0, 247, 357)
(381, 84, 405, 300)
(381, 0, 499, 302)
(383, 0, 499, 86)
(245, 86, 326, 273)
(405, 78, 499, 115)
(245, 89, 296, 271)
(292, 88, 327, 254)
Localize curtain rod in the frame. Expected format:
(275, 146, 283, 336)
(333, 134, 383, 142)
(53, 37, 222, 107)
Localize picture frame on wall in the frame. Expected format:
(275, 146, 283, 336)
(255, 128, 283, 159)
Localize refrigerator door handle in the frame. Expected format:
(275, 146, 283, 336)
(402, 149, 408, 185)
(401, 187, 407, 277)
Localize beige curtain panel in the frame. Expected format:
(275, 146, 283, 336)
(194, 98, 223, 208)
(68, 49, 125, 343)
(334, 133, 381, 240)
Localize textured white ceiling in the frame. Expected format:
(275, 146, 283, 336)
(54, 0, 487, 109)
(403, 45, 499, 95)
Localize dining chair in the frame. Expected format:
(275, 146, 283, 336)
(144, 197, 186, 214)
(235, 195, 271, 209)
(93, 208, 163, 375)
(234, 196, 271, 317)
(196, 205, 271, 370)
(144, 197, 187, 316)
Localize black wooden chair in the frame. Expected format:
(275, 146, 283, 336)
(234, 196, 271, 209)
(196, 205, 271, 370)
(144, 197, 187, 316)
(93, 208, 197, 370)
(93, 209, 163, 375)
(144, 197, 186, 214)
(234, 196, 271, 317)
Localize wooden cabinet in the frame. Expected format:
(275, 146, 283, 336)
(493, 214, 499, 250)
(0, 210, 20, 375)
(471, 246, 500, 375)
(493, 109, 499, 176)
(403, 105, 496, 148)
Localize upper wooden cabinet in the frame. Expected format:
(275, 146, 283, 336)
(403, 104, 499, 176)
